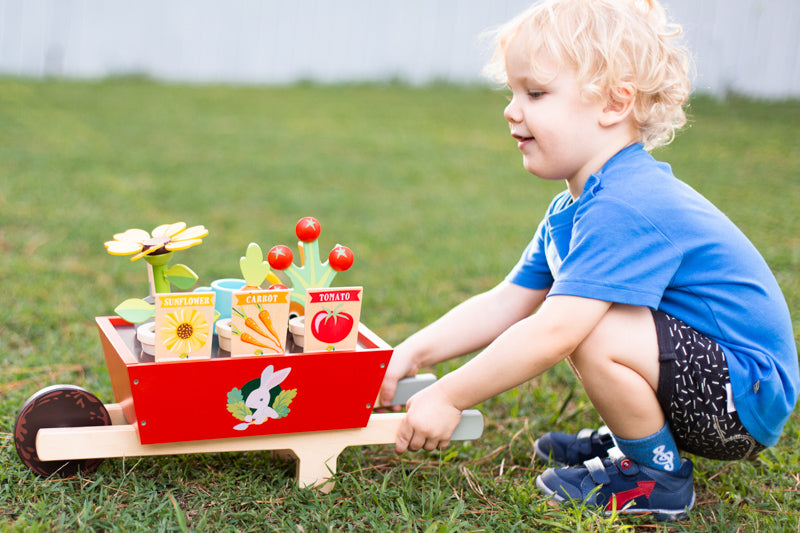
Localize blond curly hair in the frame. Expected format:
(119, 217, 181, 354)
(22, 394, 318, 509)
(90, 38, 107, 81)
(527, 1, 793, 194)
(484, 0, 692, 149)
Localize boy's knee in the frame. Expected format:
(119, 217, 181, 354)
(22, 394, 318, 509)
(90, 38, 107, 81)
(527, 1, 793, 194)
(569, 304, 659, 383)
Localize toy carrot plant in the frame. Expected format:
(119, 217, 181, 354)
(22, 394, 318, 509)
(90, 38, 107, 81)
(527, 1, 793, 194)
(239, 242, 281, 289)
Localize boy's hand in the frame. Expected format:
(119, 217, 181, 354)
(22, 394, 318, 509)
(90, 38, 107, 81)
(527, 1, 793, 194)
(377, 344, 420, 409)
(395, 385, 462, 453)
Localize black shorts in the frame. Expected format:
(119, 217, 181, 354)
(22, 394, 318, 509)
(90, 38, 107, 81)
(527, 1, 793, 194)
(653, 310, 766, 460)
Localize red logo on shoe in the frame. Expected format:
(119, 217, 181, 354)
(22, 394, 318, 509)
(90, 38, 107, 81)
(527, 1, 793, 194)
(607, 481, 656, 511)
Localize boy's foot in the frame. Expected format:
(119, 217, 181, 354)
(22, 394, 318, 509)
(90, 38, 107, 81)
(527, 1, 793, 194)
(534, 426, 616, 466)
(535, 447, 695, 521)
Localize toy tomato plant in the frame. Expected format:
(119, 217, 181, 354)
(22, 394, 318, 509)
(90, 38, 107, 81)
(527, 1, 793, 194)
(267, 217, 354, 314)
(295, 217, 321, 243)
(311, 305, 354, 344)
(328, 245, 354, 272)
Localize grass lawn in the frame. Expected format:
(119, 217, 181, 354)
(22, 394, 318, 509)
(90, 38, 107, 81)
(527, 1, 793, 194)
(0, 78, 798, 531)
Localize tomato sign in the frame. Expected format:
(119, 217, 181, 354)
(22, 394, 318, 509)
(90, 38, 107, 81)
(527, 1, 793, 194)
(303, 287, 363, 352)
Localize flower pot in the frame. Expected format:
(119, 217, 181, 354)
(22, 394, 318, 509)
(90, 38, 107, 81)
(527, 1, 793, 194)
(215, 318, 233, 352)
(288, 316, 305, 351)
(137, 322, 156, 356)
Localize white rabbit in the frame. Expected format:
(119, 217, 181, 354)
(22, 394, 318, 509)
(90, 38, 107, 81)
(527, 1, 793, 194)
(243, 365, 292, 425)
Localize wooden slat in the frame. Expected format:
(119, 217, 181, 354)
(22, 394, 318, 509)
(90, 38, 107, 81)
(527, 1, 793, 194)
(36, 409, 483, 492)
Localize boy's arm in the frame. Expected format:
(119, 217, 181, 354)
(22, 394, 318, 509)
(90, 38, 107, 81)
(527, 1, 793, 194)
(395, 294, 611, 452)
(378, 281, 548, 406)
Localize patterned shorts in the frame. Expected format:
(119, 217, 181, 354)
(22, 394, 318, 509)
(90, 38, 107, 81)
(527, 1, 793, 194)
(653, 310, 766, 460)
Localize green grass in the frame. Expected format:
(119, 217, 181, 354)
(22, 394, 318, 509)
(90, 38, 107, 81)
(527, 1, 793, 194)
(1, 78, 798, 531)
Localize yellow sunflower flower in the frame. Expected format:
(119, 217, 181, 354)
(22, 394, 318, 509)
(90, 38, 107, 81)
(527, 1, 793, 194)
(161, 308, 209, 355)
(105, 222, 208, 262)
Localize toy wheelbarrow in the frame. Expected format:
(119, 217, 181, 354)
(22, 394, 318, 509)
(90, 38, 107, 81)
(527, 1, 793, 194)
(14, 316, 484, 492)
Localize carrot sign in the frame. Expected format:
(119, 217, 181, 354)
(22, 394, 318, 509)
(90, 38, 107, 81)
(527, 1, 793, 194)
(230, 288, 291, 356)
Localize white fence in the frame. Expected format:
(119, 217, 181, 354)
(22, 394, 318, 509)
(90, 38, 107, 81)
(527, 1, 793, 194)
(1, 0, 799, 98)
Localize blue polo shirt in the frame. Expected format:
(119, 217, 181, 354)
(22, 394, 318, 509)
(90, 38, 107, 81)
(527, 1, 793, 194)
(508, 144, 798, 446)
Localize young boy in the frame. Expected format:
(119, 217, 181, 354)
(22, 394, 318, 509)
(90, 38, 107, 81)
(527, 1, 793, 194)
(378, 0, 798, 520)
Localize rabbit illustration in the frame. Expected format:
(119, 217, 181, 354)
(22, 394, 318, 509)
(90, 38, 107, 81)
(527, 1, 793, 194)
(243, 365, 291, 425)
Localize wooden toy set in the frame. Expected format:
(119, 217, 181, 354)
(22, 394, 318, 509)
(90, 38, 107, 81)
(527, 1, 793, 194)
(13, 218, 483, 491)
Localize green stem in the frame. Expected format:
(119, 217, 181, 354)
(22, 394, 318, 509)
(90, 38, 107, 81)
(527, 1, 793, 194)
(306, 240, 320, 285)
(284, 264, 309, 306)
(316, 262, 337, 288)
(145, 252, 174, 294)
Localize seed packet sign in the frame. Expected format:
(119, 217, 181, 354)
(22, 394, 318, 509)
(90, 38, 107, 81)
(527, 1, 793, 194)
(231, 288, 291, 356)
(154, 292, 215, 361)
(304, 287, 363, 352)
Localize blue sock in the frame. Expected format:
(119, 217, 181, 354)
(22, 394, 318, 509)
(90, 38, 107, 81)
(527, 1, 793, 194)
(613, 422, 680, 472)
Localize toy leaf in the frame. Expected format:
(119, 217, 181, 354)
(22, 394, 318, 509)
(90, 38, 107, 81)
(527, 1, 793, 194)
(114, 298, 155, 324)
(272, 389, 296, 418)
(239, 242, 270, 287)
(164, 263, 199, 290)
(227, 400, 251, 421)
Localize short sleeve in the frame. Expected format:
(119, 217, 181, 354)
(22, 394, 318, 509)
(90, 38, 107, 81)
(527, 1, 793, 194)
(549, 197, 683, 307)
(506, 218, 554, 290)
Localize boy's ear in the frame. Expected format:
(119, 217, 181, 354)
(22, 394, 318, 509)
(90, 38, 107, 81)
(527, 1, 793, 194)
(599, 84, 636, 127)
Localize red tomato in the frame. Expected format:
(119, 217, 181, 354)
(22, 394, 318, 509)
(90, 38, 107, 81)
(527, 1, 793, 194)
(295, 217, 321, 243)
(267, 245, 293, 270)
(328, 245, 354, 272)
(311, 309, 354, 343)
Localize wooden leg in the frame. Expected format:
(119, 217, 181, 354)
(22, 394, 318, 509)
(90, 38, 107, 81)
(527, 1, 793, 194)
(291, 445, 346, 493)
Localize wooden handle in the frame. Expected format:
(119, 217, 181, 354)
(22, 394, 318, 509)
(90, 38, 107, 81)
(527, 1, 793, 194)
(389, 373, 437, 406)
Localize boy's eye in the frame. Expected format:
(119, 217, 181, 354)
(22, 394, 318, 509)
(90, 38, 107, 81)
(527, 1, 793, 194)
(527, 91, 545, 99)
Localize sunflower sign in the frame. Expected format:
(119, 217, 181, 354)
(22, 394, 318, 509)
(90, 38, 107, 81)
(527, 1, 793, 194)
(154, 292, 216, 361)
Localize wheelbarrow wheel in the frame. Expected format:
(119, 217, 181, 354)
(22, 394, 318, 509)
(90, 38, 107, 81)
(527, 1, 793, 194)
(14, 384, 111, 477)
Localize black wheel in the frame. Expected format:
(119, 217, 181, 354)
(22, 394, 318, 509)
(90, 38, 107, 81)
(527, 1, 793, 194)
(14, 385, 111, 477)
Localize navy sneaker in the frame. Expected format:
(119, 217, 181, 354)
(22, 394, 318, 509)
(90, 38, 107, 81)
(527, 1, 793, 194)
(534, 426, 616, 466)
(536, 447, 695, 521)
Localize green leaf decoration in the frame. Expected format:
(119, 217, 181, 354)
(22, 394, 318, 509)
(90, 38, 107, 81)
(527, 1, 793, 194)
(227, 400, 251, 421)
(226, 388, 251, 420)
(164, 263, 199, 290)
(227, 388, 244, 404)
(114, 298, 156, 324)
(239, 242, 270, 288)
(272, 389, 297, 418)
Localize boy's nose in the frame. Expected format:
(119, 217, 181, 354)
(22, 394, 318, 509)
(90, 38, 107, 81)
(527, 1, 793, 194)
(504, 98, 521, 123)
